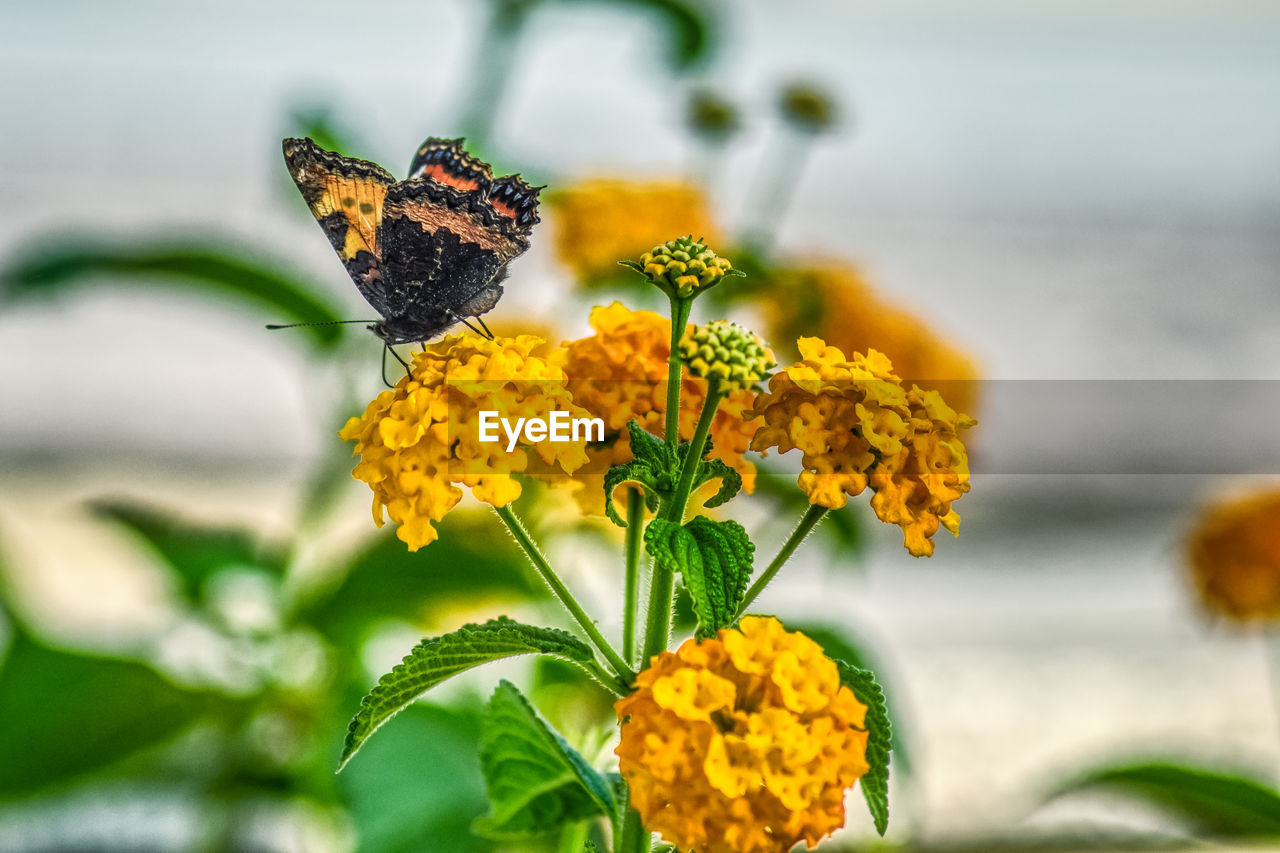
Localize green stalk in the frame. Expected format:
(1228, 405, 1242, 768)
(623, 487, 645, 666)
(618, 808, 649, 853)
(557, 819, 588, 853)
(740, 127, 814, 254)
(736, 503, 829, 617)
(640, 381, 724, 668)
(662, 377, 723, 523)
(493, 505, 634, 685)
(663, 296, 692, 446)
(459, 0, 533, 146)
(1267, 634, 1280, 768)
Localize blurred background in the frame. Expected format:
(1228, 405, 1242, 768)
(2, 0, 1280, 850)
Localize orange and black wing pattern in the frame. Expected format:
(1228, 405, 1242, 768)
(282, 137, 395, 314)
(283, 135, 543, 345)
(407, 137, 494, 192)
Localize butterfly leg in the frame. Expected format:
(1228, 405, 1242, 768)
(382, 344, 411, 387)
(458, 317, 486, 337)
(476, 316, 494, 339)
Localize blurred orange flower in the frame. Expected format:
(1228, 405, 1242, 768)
(1188, 489, 1280, 624)
(548, 180, 721, 284)
(554, 302, 759, 516)
(761, 263, 981, 416)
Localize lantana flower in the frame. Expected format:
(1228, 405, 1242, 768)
(750, 337, 975, 557)
(553, 302, 760, 515)
(339, 334, 591, 550)
(1187, 489, 1280, 624)
(616, 616, 870, 853)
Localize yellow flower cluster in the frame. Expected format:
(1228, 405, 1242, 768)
(615, 616, 870, 853)
(750, 338, 976, 556)
(339, 335, 590, 550)
(548, 180, 721, 285)
(554, 303, 760, 515)
(761, 263, 982, 416)
(1187, 489, 1280, 624)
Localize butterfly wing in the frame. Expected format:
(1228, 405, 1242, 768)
(407, 137, 494, 191)
(282, 137, 396, 316)
(488, 173, 542, 235)
(377, 180, 517, 331)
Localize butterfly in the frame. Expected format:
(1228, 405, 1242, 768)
(282, 136, 541, 345)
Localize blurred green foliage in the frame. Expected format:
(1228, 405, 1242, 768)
(1, 243, 349, 351)
(1046, 762, 1280, 840)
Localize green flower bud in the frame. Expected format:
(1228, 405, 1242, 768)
(628, 235, 740, 298)
(779, 82, 837, 134)
(679, 321, 776, 392)
(687, 89, 741, 143)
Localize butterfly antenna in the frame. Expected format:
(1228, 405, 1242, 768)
(266, 319, 375, 330)
(476, 316, 494, 339)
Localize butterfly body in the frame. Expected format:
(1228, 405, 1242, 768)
(282, 137, 540, 344)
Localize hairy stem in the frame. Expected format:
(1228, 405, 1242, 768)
(494, 505, 634, 684)
(663, 377, 723, 523)
(641, 381, 724, 668)
(737, 503, 829, 617)
(623, 487, 645, 667)
(663, 296, 692, 446)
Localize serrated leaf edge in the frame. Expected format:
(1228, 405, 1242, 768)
(338, 618, 593, 771)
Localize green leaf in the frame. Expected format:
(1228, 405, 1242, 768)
(836, 661, 891, 836)
(339, 619, 595, 771)
(644, 517, 753, 638)
(794, 623, 911, 776)
(0, 631, 236, 799)
(602, 463, 661, 527)
(592, 0, 712, 69)
(0, 241, 348, 350)
(303, 517, 548, 644)
(337, 700, 494, 853)
(474, 680, 615, 838)
(693, 457, 742, 508)
(88, 498, 285, 605)
(603, 421, 676, 526)
(1046, 762, 1280, 837)
(626, 418, 670, 465)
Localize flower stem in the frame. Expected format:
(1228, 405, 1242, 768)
(458, 0, 531, 147)
(1266, 633, 1280, 769)
(736, 503, 829, 617)
(640, 381, 725, 669)
(663, 296, 692, 446)
(618, 808, 649, 853)
(740, 126, 814, 254)
(623, 487, 645, 667)
(663, 377, 723, 523)
(493, 504, 635, 685)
